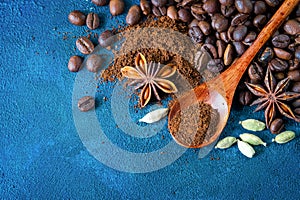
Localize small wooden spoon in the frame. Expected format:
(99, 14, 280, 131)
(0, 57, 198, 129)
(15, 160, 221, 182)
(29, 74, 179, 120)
(168, 0, 300, 148)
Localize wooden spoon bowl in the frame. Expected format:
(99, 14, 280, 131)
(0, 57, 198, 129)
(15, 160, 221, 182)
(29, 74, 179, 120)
(168, 0, 300, 148)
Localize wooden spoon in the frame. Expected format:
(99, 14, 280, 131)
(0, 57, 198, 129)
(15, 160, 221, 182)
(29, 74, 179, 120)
(168, 0, 300, 148)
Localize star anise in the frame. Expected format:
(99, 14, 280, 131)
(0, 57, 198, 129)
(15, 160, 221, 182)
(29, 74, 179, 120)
(245, 68, 300, 127)
(121, 53, 178, 107)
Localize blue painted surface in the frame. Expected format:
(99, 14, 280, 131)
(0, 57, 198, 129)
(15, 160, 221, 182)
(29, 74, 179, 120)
(0, 0, 299, 199)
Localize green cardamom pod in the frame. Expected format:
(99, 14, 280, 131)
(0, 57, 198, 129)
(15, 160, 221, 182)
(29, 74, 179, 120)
(215, 136, 237, 149)
(239, 119, 265, 132)
(237, 139, 255, 158)
(272, 131, 295, 144)
(239, 133, 267, 146)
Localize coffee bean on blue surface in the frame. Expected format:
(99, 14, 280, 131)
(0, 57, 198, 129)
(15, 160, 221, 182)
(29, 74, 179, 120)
(78, 96, 95, 112)
(126, 5, 142, 25)
(238, 90, 253, 105)
(68, 10, 86, 26)
(68, 56, 83, 72)
(86, 54, 103, 72)
(270, 118, 284, 134)
(109, 0, 125, 16)
(86, 13, 100, 30)
(76, 37, 94, 54)
(91, 0, 107, 6)
(98, 30, 115, 47)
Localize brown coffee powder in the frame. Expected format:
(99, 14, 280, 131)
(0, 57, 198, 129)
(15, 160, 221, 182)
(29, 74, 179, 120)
(169, 102, 219, 148)
(101, 16, 204, 88)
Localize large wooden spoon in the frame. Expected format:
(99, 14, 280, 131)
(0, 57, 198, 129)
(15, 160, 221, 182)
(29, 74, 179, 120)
(168, 0, 299, 148)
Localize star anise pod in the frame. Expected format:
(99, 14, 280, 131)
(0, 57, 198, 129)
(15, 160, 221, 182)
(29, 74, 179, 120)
(245, 68, 300, 127)
(121, 53, 178, 107)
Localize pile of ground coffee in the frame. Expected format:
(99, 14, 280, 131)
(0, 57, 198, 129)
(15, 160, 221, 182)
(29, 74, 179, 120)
(101, 16, 205, 88)
(169, 102, 219, 147)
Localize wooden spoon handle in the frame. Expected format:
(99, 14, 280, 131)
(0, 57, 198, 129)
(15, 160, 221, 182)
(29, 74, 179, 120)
(208, 0, 300, 102)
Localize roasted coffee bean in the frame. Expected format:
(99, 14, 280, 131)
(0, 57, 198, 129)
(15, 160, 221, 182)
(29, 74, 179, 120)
(207, 59, 224, 72)
(98, 30, 115, 47)
(248, 62, 264, 83)
(86, 54, 103, 72)
(126, 5, 142, 25)
(216, 40, 226, 58)
(191, 4, 206, 15)
(238, 90, 253, 105)
(224, 44, 234, 65)
(159, 6, 167, 16)
(294, 108, 300, 115)
(265, 0, 279, 7)
(151, 0, 167, 7)
(178, 8, 192, 22)
(219, 0, 234, 6)
(232, 41, 246, 56)
(91, 0, 107, 6)
(243, 31, 257, 45)
(253, 15, 267, 29)
(201, 44, 218, 59)
(181, 0, 196, 7)
(283, 19, 300, 36)
(274, 72, 285, 80)
(191, 11, 206, 21)
(188, 19, 199, 28)
(86, 13, 100, 30)
(198, 21, 211, 35)
(211, 14, 229, 33)
(227, 26, 235, 41)
(289, 59, 300, 71)
(203, 0, 219, 14)
(233, 25, 247, 41)
(273, 48, 292, 60)
(292, 99, 300, 108)
(235, 0, 253, 14)
(140, 0, 151, 15)
(270, 118, 284, 134)
(68, 10, 86, 26)
(68, 56, 83, 72)
(254, 1, 267, 14)
(295, 46, 300, 60)
(220, 31, 230, 43)
(272, 34, 290, 48)
(231, 13, 249, 26)
(259, 47, 274, 63)
(288, 70, 300, 81)
(295, 36, 300, 44)
(152, 6, 162, 17)
(78, 96, 95, 112)
(221, 5, 236, 17)
(204, 35, 217, 44)
(76, 37, 94, 54)
(269, 58, 289, 72)
(167, 6, 178, 20)
(189, 26, 204, 43)
(109, 0, 125, 16)
(291, 82, 300, 93)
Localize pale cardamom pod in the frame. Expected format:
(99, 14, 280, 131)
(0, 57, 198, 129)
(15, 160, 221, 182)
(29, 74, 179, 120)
(239, 119, 265, 132)
(138, 108, 169, 123)
(239, 133, 266, 146)
(237, 139, 255, 158)
(215, 136, 237, 149)
(272, 131, 296, 144)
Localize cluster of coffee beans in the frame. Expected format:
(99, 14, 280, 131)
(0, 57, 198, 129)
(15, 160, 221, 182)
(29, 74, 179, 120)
(238, 14, 300, 133)
(67, 0, 125, 73)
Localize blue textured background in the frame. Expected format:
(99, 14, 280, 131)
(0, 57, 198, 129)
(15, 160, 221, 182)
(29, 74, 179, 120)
(0, 0, 299, 199)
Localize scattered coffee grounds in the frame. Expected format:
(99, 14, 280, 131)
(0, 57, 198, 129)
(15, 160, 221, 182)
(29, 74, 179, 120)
(169, 102, 220, 148)
(101, 16, 204, 88)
